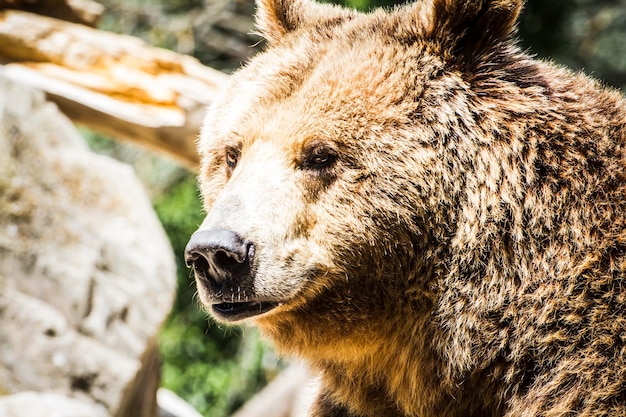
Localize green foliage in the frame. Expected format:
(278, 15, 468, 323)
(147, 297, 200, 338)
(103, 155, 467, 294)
(159, 313, 237, 416)
(153, 176, 204, 316)
(81, 128, 118, 154)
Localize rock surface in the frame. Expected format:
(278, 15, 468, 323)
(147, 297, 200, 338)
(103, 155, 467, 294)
(0, 74, 176, 417)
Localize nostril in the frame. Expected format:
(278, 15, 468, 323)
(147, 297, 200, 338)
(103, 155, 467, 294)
(213, 249, 240, 271)
(189, 254, 210, 276)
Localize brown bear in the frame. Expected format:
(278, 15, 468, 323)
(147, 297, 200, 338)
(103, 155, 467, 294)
(184, 0, 626, 415)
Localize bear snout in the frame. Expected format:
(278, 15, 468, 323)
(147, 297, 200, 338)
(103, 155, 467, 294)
(184, 229, 279, 322)
(184, 229, 254, 286)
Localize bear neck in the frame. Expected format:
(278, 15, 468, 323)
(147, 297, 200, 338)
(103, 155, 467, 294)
(257, 283, 472, 416)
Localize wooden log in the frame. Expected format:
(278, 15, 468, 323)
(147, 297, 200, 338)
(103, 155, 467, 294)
(0, 0, 104, 26)
(0, 10, 229, 169)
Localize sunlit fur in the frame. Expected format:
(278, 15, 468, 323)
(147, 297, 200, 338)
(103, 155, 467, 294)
(195, 0, 626, 416)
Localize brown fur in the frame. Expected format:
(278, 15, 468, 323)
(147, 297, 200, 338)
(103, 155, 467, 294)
(191, 0, 626, 416)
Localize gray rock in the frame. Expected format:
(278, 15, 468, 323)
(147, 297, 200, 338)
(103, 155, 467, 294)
(0, 392, 107, 417)
(0, 74, 176, 416)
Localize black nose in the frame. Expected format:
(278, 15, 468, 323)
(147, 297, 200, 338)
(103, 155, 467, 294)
(184, 229, 254, 284)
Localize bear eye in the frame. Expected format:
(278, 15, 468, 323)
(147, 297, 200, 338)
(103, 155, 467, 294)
(303, 145, 337, 170)
(225, 148, 239, 169)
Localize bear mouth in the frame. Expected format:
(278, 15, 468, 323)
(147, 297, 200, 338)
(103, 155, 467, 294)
(211, 301, 279, 322)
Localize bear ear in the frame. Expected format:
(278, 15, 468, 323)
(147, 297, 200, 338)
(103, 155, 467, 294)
(426, 0, 523, 66)
(255, 0, 355, 44)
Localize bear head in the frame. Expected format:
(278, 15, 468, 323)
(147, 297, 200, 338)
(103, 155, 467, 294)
(185, 0, 531, 361)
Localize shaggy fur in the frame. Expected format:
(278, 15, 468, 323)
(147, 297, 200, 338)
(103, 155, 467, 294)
(190, 0, 626, 416)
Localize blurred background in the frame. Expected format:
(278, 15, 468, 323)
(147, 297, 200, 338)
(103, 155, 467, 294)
(9, 0, 624, 416)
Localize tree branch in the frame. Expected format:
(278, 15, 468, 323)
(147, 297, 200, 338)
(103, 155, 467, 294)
(0, 10, 229, 169)
(0, 0, 104, 26)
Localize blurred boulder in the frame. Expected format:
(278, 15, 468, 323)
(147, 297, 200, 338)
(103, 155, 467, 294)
(0, 392, 107, 417)
(0, 74, 176, 417)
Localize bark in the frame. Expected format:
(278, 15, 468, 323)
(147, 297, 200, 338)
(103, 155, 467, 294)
(0, 9, 229, 169)
(0, 0, 104, 26)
